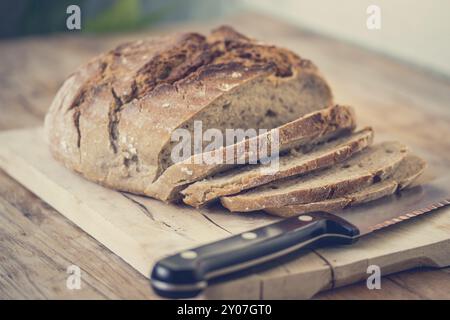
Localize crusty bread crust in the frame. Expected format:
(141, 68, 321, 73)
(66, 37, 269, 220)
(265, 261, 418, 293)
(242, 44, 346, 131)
(45, 26, 333, 199)
(220, 141, 409, 212)
(265, 154, 426, 217)
(181, 127, 372, 207)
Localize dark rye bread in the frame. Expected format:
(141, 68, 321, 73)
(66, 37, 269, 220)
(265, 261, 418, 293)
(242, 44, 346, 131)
(265, 154, 426, 217)
(181, 127, 372, 207)
(147, 104, 356, 201)
(44, 26, 332, 199)
(220, 141, 409, 212)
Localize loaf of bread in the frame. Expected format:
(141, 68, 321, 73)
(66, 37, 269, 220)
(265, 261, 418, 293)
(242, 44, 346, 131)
(45, 26, 426, 215)
(45, 26, 333, 199)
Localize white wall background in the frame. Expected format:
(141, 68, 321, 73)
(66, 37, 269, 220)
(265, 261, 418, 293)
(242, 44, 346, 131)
(242, 0, 450, 77)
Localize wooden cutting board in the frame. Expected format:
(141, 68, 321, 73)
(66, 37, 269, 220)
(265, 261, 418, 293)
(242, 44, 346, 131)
(0, 127, 449, 299)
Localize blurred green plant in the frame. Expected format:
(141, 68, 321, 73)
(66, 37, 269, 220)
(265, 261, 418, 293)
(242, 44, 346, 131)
(84, 0, 176, 33)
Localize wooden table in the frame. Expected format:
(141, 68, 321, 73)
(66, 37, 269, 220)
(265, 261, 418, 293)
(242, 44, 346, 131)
(1, 13, 449, 300)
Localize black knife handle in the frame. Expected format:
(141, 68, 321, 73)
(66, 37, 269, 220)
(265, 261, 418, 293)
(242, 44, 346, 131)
(150, 212, 360, 298)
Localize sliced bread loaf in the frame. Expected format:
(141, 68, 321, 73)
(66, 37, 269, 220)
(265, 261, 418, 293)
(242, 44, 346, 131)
(220, 141, 409, 212)
(265, 154, 426, 217)
(45, 26, 333, 199)
(146, 104, 356, 202)
(182, 127, 373, 207)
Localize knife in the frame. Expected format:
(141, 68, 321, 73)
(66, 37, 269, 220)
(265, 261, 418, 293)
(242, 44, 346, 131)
(150, 177, 450, 298)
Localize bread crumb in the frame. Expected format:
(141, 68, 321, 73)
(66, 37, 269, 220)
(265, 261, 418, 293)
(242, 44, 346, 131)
(162, 102, 170, 108)
(231, 72, 242, 78)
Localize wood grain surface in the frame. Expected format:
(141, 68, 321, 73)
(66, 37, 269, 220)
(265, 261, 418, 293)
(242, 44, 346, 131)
(0, 12, 449, 299)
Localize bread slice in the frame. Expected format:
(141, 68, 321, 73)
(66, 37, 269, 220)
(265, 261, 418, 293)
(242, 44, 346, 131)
(265, 154, 426, 217)
(220, 141, 409, 212)
(145, 105, 356, 201)
(45, 26, 333, 199)
(181, 127, 373, 207)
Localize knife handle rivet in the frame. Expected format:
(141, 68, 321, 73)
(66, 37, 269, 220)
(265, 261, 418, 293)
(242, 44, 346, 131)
(298, 215, 313, 222)
(241, 232, 257, 240)
(180, 250, 198, 259)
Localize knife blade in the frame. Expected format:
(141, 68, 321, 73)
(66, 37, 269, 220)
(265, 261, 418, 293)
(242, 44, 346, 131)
(150, 176, 450, 298)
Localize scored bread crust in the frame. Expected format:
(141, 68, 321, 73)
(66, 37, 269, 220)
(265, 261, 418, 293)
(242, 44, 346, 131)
(220, 141, 409, 212)
(148, 104, 356, 202)
(265, 154, 426, 217)
(181, 126, 372, 207)
(44, 26, 333, 199)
